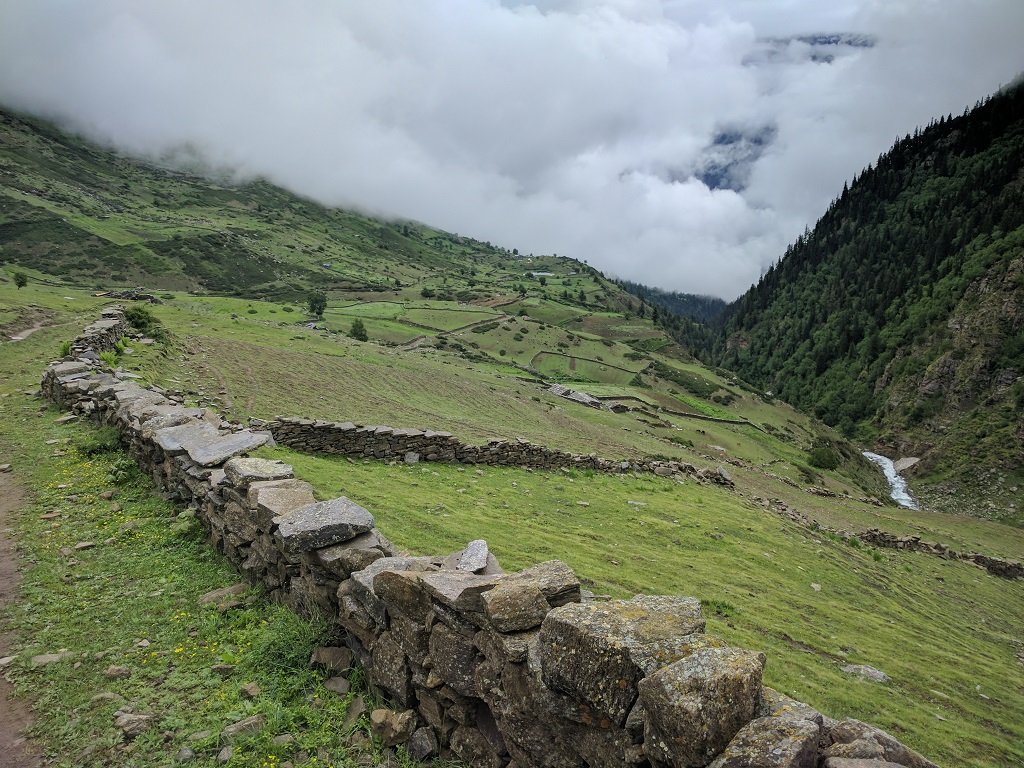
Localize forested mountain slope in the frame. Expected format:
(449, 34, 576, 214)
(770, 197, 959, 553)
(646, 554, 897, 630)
(716, 81, 1024, 518)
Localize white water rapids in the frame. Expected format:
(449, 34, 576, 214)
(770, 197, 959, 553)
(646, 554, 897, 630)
(862, 451, 919, 509)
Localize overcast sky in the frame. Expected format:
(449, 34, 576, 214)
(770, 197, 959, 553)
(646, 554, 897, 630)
(1, 1, 1021, 299)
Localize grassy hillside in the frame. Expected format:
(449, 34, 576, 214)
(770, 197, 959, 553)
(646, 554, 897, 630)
(4, 274, 1024, 768)
(714, 82, 1024, 520)
(3, 106, 1024, 767)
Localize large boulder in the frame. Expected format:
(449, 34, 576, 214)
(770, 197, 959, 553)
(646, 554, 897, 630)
(639, 646, 765, 767)
(539, 595, 706, 727)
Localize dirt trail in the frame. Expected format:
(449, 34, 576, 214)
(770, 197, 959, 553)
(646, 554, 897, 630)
(7, 322, 50, 342)
(0, 472, 43, 768)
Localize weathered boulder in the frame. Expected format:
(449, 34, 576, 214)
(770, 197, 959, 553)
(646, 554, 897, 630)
(539, 595, 706, 726)
(509, 560, 582, 607)
(185, 430, 268, 467)
(756, 687, 824, 726)
(639, 646, 765, 767)
(312, 529, 392, 577)
(347, 555, 441, 625)
(482, 579, 552, 632)
(373, 570, 432, 622)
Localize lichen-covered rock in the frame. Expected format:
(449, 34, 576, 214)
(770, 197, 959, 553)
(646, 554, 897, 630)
(539, 595, 706, 726)
(482, 579, 551, 632)
(450, 724, 505, 768)
(370, 631, 413, 706)
(274, 497, 374, 555)
(756, 687, 824, 726)
(509, 560, 581, 607)
(708, 716, 819, 768)
(374, 570, 432, 621)
(407, 726, 439, 760)
(822, 720, 939, 768)
(429, 621, 480, 697)
(823, 760, 907, 768)
(348, 555, 441, 625)
(639, 646, 765, 767)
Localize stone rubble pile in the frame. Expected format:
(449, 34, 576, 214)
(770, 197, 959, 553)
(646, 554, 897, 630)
(265, 416, 736, 488)
(38, 309, 942, 768)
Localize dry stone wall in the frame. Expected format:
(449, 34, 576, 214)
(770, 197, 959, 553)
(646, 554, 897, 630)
(264, 417, 736, 488)
(38, 308, 942, 768)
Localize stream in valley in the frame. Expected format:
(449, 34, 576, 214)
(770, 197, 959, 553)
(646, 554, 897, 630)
(862, 451, 919, 509)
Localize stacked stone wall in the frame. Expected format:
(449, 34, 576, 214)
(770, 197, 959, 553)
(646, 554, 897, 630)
(38, 309, 944, 768)
(265, 417, 736, 488)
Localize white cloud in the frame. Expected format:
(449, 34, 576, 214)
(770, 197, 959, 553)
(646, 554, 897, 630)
(0, 0, 1020, 299)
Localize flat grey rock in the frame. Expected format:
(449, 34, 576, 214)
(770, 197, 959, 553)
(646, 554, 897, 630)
(457, 539, 490, 572)
(841, 664, 890, 683)
(224, 457, 293, 486)
(275, 497, 375, 555)
(185, 431, 269, 467)
(154, 422, 219, 453)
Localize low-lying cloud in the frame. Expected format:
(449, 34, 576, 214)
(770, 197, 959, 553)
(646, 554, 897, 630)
(1, 1, 1020, 299)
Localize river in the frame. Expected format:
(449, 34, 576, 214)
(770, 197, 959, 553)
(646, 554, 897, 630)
(862, 451, 919, 509)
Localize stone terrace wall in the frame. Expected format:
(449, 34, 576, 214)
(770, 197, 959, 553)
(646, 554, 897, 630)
(265, 417, 737, 488)
(38, 309, 942, 768)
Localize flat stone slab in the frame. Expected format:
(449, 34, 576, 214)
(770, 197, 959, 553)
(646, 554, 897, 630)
(224, 457, 294, 487)
(185, 430, 269, 467)
(275, 497, 375, 555)
(419, 571, 503, 612)
(50, 361, 92, 377)
(457, 539, 490, 572)
(154, 422, 219, 454)
(249, 479, 317, 530)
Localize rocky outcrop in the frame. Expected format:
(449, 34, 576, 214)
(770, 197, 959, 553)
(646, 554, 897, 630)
(37, 310, 941, 768)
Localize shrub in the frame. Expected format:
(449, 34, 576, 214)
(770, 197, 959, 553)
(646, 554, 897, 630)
(247, 308, 258, 314)
(307, 291, 327, 318)
(807, 442, 840, 470)
(349, 318, 368, 342)
(123, 305, 169, 342)
(282, 306, 294, 312)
